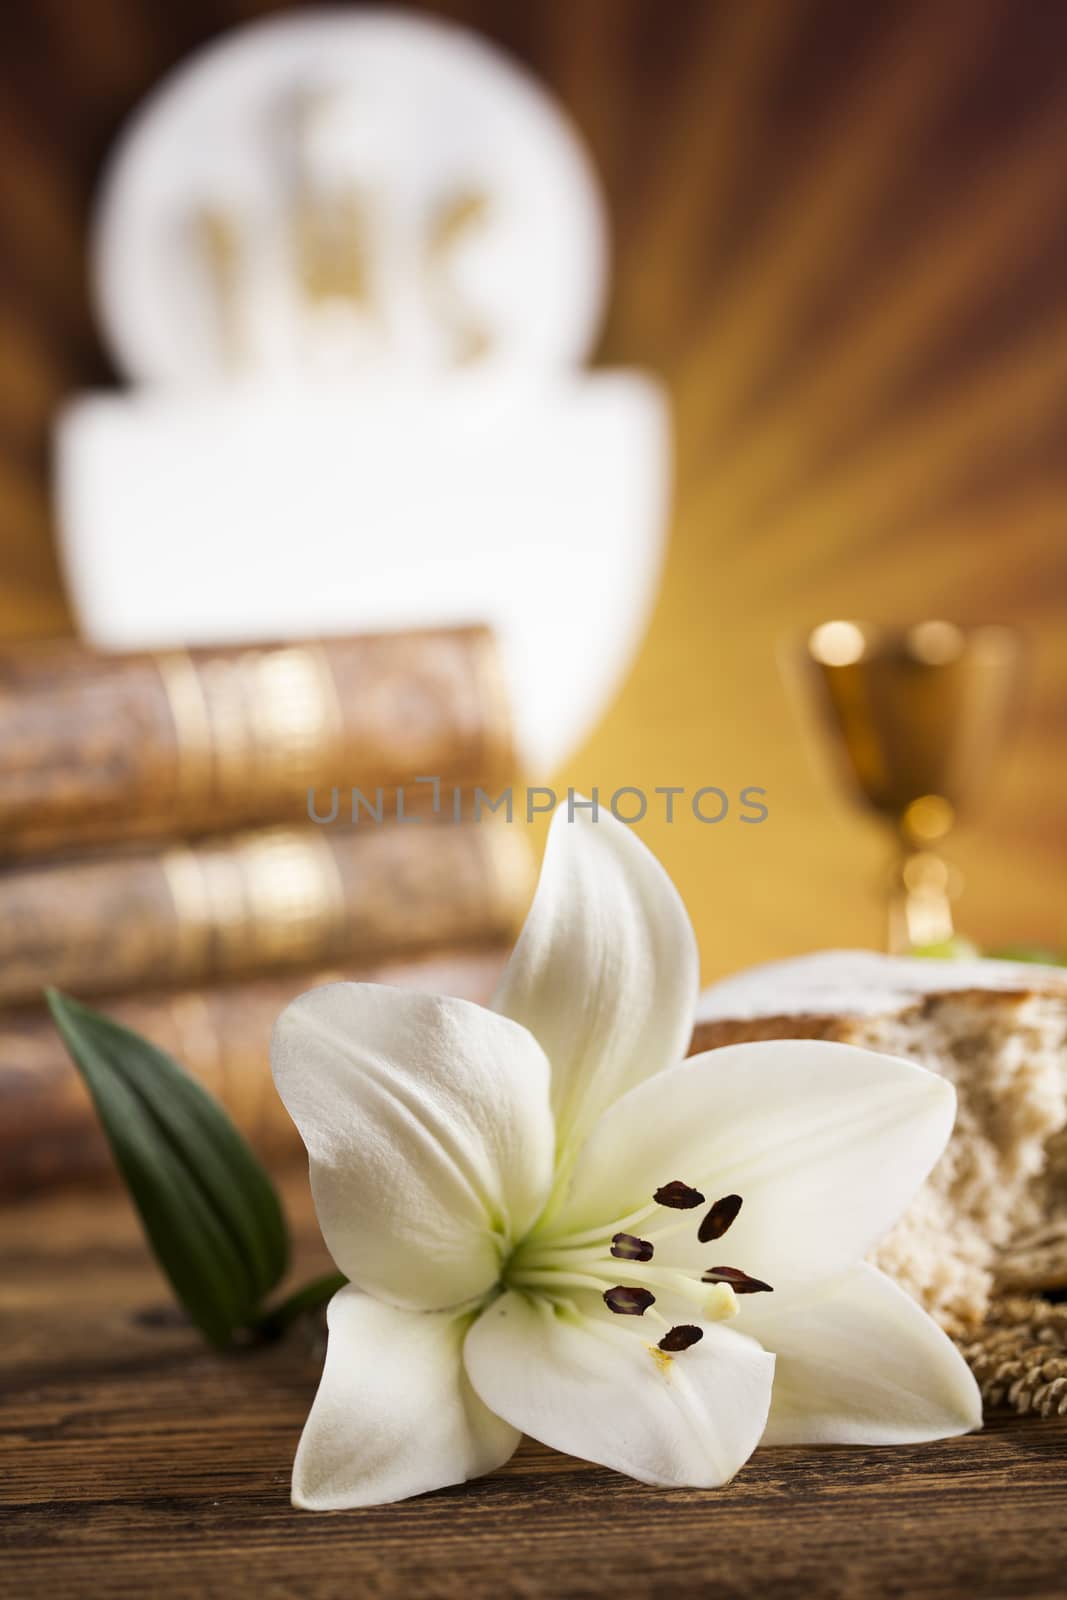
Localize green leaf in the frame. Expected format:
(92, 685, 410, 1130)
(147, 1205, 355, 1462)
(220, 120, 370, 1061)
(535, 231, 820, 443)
(47, 988, 290, 1347)
(255, 1271, 348, 1341)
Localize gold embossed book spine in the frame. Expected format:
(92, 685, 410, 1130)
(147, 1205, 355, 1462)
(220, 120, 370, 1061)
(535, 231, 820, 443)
(0, 625, 512, 858)
(0, 817, 530, 1005)
(0, 945, 512, 1191)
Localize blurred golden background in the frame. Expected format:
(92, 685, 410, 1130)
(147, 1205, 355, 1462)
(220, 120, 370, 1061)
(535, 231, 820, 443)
(1, 0, 1064, 977)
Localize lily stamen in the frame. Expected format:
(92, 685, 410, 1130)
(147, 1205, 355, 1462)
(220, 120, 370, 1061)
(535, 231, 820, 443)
(507, 1177, 770, 1323)
(610, 1232, 654, 1262)
(603, 1286, 655, 1316)
(509, 1221, 752, 1322)
(658, 1325, 704, 1353)
(272, 800, 981, 1510)
(653, 1181, 706, 1209)
(535, 1182, 720, 1253)
(698, 1194, 743, 1243)
(702, 1266, 774, 1295)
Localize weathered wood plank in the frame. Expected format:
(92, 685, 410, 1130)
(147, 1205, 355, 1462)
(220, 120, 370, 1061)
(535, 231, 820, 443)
(2, 1180, 1065, 1599)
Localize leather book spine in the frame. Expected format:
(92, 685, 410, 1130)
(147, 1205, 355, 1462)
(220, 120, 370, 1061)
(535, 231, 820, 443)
(0, 815, 531, 1005)
(0, 943, 511, 1192)
(0, 625, 513, 857)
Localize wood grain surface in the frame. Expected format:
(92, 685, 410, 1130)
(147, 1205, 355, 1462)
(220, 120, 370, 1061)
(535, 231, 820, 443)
(3, 1176, 1065, 1600)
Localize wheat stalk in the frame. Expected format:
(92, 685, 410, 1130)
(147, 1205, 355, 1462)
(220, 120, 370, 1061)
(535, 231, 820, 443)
(957, 1296, 1067, 1419)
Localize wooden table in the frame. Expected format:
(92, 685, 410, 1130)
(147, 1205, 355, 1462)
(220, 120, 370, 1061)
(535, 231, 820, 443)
(3, 1176, 1065, 1600)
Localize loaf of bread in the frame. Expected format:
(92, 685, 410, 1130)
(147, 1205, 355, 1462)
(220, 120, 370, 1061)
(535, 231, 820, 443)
(693, 951, 1067, 1334)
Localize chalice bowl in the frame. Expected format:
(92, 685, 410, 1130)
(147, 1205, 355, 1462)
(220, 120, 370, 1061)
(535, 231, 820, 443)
(798, 620, 1025, 953)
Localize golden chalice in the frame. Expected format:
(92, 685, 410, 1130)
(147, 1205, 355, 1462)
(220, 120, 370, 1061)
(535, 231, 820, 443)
(798, 620, 1024, 953)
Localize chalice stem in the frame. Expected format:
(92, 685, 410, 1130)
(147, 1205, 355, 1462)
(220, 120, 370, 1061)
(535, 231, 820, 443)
(888, 842, 955, 954)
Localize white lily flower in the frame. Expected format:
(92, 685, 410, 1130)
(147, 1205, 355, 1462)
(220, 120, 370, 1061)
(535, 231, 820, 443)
(271, 805, 981, 1509)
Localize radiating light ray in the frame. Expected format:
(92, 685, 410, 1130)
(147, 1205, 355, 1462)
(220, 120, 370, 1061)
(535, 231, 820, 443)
(613, 0, 801, 350)
(39, 0, 156, 97)
(763, 317, 1067, 588)
(0, 455, 68, 631)
(670, 0, 1002, 462)
(0, 108, 85, 330)
(541, 0, 634, 213)
(0, 304, 69, 441)
(0, 0, 1061, 963)
(673, 313, 1067, 602)
(681, 480, 1065, 632)
(758, 476, 1067, 614)
(669, 97, 1067, 544)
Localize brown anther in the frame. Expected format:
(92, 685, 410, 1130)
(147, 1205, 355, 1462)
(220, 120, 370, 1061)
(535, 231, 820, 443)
(701, 1265, 773, 1295)
(658, 1324, 704, 1353)
(653, 1181, 706, 1210)
(611, 1233, 655, 1263)
(603, 1286, 656, 1316)
(698, 1194, 742, 1244)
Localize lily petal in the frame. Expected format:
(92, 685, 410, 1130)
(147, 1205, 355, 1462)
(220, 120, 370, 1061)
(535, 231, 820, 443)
(734, 1263, 983, 1444)
(293, 1287, 520, 1509)
(272, 984, 555, 1309)
(464, 1290, 774, 1488)
(552, 1040, 956, 1291)
(493, 804, 699, 1163)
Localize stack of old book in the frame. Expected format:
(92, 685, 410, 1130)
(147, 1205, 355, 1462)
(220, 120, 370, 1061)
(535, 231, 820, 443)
(0, 624, 530, 1190)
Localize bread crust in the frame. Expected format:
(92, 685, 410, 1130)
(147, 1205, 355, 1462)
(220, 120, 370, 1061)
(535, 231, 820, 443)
(692, 953, 1067, 1329)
